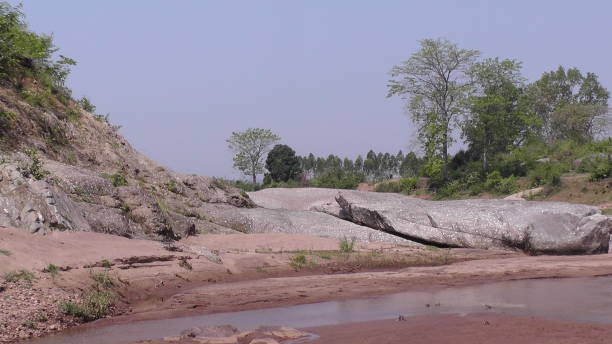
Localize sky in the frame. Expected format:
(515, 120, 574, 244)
(10, 1, 612, 179)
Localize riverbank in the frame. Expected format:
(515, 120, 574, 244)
(2, 226, 612, 343)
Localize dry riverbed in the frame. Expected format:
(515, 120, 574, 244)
(1, 226, 612, 343)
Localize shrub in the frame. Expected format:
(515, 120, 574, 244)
(0, 110, 17, 133)
(310, 171, 364, 189)
(528, 163, 564, 187)
(289, 253, 307, 270)
(0, 249, 10, 256)
(109, 173, 128, 187)
(590, 159, 611, 181)
(434, 180, 462, 199)
(43, 264, 59, 275)
(23, 149, 49, 180)
(165, 179, 178, 193)
(374, 180, 402, 193)
(4, 269, 35, 284)
(65, 107, 81, 122)
(339, 237, 355, 253)
(483, 171, 518, 195)
(78, 96, 96, 113)
(398, 177, 418, 193)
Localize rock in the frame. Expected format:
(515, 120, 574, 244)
(199, 202, 415, 244)
(504, 187, 544, 201)
(335, 192, 610, 255)
(249, 339, 279, 344)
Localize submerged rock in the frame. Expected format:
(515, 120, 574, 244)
(335, 192, 610, 255)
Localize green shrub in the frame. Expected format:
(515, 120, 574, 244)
(43, 264, 59, 275)
(65, 107, 81, 122)
(23, 149, 49, 180)
(483, 171, 518, 195)
(339, 237, 355, 253)
(528, 163, 565, 187)
(165, 179, 178, 193)
(0, 249, 10, 256)
(4, 269, 35, 284)
(109, 173, 128, 187)
(0, 110, 17, 133)
(434, 180, 463, 199)
(398, 177, 418, 193)
(310, 171, 364, 189)
(374, 180, 402, 193)
(589, 159, 611, 181)
(289, 253, 307, 269)
(78, 96, 96, 113)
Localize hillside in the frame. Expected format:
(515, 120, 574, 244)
(0, 85, 253, 240)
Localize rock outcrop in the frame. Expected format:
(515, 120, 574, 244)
(0, 86, 253, 240)
(197, 202, 413, 244)
(335, 192, 610, 255)
(248, 188, 610, 254)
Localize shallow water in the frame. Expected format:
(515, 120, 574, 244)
(26, 276, 612, 344)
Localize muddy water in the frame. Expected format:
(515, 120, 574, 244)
(27, 276, 612, 344)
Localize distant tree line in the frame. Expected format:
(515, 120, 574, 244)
(228, 38, 610, 196)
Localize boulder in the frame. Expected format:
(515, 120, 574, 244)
(335, 192, 610, 255)
(198, 202, 415, 244)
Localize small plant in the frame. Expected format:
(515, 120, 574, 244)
(165, 179, 179, 193)
(0, 110, 17, 133)
(22, 320, 36, 329)
(35, 312, 49, 323)
(339, 237, 355, 253)
(90, 272, 116, 289)
(43, 264, 59, 275)
(23, 149, 49, 180)
(109, 173, 128, 187)
(4, 269, 35, 284)
(101, 260, 112, 268)
(119, 201, 131, 212)
(178, 257, 192, 270)
(0, 249, 10, 256)
(78, 96, 96, 113)
(65, 107, 82, 122)
(289, 253, 307, 270)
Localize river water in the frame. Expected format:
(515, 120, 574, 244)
(25, 276, 612, 344)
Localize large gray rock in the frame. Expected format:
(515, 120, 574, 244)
(335, 192, 610, 255)
(198, 202, 416, 244)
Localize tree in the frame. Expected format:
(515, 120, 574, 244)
(388, 38, 480, 182)
(526, 66, 609, 142)
(226, 128, 280, 184)
(463, 58, 534, 171)
(265, 144, 302, 182)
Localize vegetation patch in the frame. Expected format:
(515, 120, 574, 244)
(338, 237, 355, 253)
(43, 264, 59, 275)
(0, 249, 10, 256)
(60, 272, 117, 321)
(3, 269, 35, 284)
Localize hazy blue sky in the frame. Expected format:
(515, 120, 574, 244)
(11, 1, 612, 179)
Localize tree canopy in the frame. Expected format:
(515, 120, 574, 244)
(226, 128, 280, 184)
(265, 144, 301, 183)
(387, 38, 480, 181)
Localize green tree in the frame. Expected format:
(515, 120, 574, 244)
(463, 58, 535, 171)
(0, 3, 75, 92)
(526, 66, 609, 142)
(265, 144, 302, 182)
(388, 38, 480, 182)
(226, 128, 280, 184)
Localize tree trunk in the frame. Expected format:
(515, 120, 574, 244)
(252, 173, 256, 184)
(442, 132, 449, 182)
